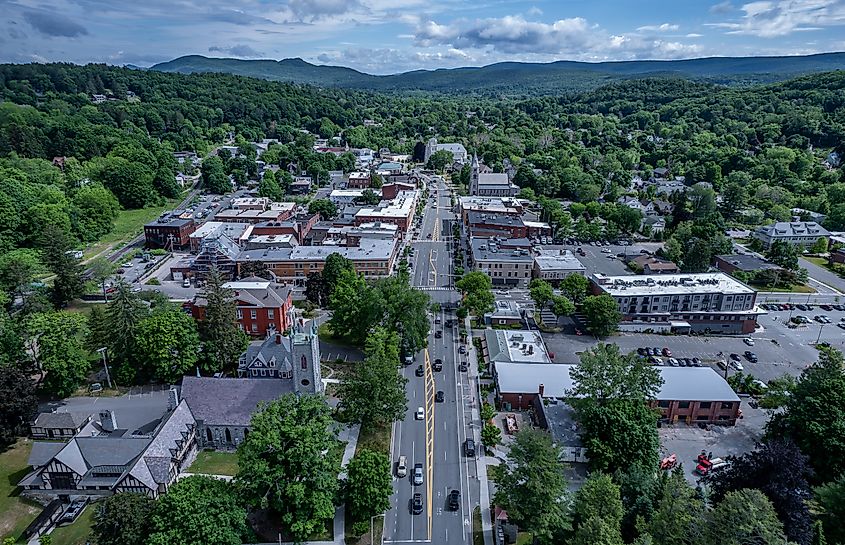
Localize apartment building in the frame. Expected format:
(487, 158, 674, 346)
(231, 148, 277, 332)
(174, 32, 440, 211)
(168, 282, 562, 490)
(470, 237, 533, 288)
(753, 221, 830, 249)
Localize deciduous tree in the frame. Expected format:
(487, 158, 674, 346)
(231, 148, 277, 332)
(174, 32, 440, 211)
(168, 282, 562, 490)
(92, 493, 154, 545)
(26, 311, 89, 397)
(345, 449, 392, 531)
(582, 294, 622, 337)
(455, 271, 495, 317)
(706, 489, 788, 545)
(135, 307, 200, 383)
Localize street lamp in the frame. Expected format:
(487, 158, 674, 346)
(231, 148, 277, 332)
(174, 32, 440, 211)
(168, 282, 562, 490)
(96, 347, 113, 389)
(816, 323, 826, 345)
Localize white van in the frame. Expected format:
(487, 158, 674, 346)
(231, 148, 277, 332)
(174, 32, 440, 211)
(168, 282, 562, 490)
(396, 455, 407, 478)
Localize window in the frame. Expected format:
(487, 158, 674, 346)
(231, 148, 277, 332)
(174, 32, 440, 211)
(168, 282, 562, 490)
(301, 355, 308, 370)
(678, 401, 690, 409)
(721, 402, 734, 409)
(225, 428, 232, 443)
(250, 310, 257, 319)
(251, 323, 258, 332)
(657, 400, 670, 408)
(268, 309, 274, 319)
(236, 309, 243, 319)
(699, 401, 711, 409)
(206, 428, 213, 442)
(260, 369, 266, 376)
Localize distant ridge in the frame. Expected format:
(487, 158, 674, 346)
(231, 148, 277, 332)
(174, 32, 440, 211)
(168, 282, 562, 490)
(151, 52, 845, 94)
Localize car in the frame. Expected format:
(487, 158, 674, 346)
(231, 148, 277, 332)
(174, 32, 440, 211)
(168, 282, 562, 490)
(718, 360, 728, 370)
(426, 233, 432, 239)
(182, 278, 191, 288)
(415, 365, 424, 377)
(433, 359, 443, 371)
(743, 338, 755, 346)
(116, 268, 126, 274)
(835, 304, 845, 311)
(435, 317, 442, 324)
(396, 455, 408, 477)
(411, 493, 423, 514)
(821, 304, 833, 311)
(435, 390, 445, 402)
(601, 248, 612, 253)
(458, 363, 468, 372)
(814, 315, 827, 323)
(744, 351, 758, 363)
(415, 407, 424, 420)
(645, 347, 654, 356)
(692, 357, 701, 366)
(459, 345, 467, 354)
(448, 490, 460, 511)
(839, 323, 845, 330)
(606, 254, 615, 259)
(730, 360, 744, 371)
(640, 248, 650, 254)
(730, 353, 741, 362)
(637, 347, 647, 356)
(667, 358, 679, 366)
(464, 439, 476, 457)
(435, 330, 442, 339)
(653, 347, 661, 357)
(662, 347, 672, 357)
(648, 356, 660, 365)
(413, 463, 424, 485)
(89, 383, 103, 393)
(797, 304, 809, 311)
(59, 497, 88, 525)
(823, 316, 833, 324)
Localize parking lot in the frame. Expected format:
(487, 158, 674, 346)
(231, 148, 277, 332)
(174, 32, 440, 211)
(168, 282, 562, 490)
(538, 242, 665, 276)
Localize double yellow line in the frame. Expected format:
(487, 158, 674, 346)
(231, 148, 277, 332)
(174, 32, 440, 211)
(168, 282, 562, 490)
(423, 348, 435, 539)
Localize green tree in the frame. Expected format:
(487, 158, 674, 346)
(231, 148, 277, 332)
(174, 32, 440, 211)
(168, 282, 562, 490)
(258, 170, 284, 201)
(815, 476, 845, 545)
(766, 347, 845, 482)
(38, 224, 84, 308)
(338, 327, 407, 426)
(0, 248, 44, 296)
(767, 240, 800, 270)
(481, 422, 502, 448)
(345, 449, 392, 530)
(643, 471, 703, 545)
(551, 295, 575, 317)
(101, 281, 148, 381)
(149, 476, 247, 545)
(308, 198, 338, 219)
(426, 149, 453, 173)
(90, 156, 157, 209)
(582, 295, 622, 337)
(0, 364, 37, 447)
(92, 493, 155, 545)
(135, 307, 200, 382)
(321, 252, 355, 306)
(201, 155, 231, 195)
(706, 489, 787, 545)
(529, 279, 554, 309)
(493, 430, 570, 544)
(72, 184, 120, 242)
(810, 237, 829, 254)
(455, 271, 495, 317)
(236, 394, 339, 542)
(329, 268, 373, 343)
(572, 473, 624, 532)
(26, 311, 89, 397)
(560, 273, 589, 304)
(198, 268, 249, 374)
(569, 343, 662, 401)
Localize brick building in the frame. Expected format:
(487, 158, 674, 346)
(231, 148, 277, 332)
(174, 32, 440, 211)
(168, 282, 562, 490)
(190, 277, 293, 337)
(144, 213, 196, 250)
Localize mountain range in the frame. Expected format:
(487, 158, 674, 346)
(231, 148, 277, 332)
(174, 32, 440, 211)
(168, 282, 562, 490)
(151, 52, 845, 94)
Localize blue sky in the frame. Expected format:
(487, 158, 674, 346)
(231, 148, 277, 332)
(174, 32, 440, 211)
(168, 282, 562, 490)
(2, 0, 845, 73)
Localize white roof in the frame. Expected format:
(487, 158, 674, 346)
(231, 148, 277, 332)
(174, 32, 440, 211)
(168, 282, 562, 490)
(224, 280, 272, 290)
(593, 272, 754, 297)
(496, 363, 739, 402)
(485, 330, 551, 363)
(355, 191, 416, 220)
(534, 250, 585, 272)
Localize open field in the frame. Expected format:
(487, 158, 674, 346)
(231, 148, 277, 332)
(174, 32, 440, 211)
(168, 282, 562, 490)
(83, 197, 183, 260)
(0, 440, 42, 542)
(188, 450, 239, 476)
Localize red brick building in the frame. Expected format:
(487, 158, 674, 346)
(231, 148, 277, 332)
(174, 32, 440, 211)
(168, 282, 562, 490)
(465, 211, 528, 239)
(144, 213, 196, 250)
(190, 277, 293, 337)
(347, 172, 371, 189)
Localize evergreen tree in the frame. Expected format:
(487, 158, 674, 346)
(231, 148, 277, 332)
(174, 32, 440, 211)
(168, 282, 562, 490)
(198, 268, 249, 373)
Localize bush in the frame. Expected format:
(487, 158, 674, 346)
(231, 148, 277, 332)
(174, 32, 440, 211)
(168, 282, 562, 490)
(145, 278, 161, 285)
(149, 248, 167, 256)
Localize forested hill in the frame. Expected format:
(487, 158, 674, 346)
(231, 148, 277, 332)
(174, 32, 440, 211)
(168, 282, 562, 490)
(150, 52, 845, 94)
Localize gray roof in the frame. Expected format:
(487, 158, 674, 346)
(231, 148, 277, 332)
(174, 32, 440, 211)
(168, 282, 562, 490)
(127, 400, 196, 487)
(496, 363, 739, 402)
(29, 442, 65, 466)
(755, 221, 830, 238)
(241, 335, 294, 374)
(75, 436, 151, 468)
(32, 411, 90, 429)
(466, 211, 526, 228)
(181, 376, 292, 427)
(715, 254, 780, 272)
(471, 237, 532, 264)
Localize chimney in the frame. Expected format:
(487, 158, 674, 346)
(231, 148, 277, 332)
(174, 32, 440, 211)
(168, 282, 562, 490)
(168, 387, 179, 411)
(99, 410, 117, 432)
(275, 332, 283, 344)
(538, 383, 545, 397)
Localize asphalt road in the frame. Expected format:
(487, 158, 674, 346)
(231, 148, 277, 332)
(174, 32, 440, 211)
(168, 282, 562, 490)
(384, 176, 478, 544)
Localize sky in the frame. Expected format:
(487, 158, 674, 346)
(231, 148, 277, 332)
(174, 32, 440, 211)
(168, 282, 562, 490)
(1, 0, 845, 74)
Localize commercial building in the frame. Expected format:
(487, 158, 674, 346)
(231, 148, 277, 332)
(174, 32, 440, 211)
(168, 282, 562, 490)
(250, 213, 319, 245)
(590, 272, 761, 334)
(713, 254, 782, 275)
(354, 190, 417, 232)
(190, 277, 293, 337)
(494, 363, 740, 424)
(144, 213, 196, 250)
(465, 211, 528, 239)
(236, 238, 397, 285)
(329, 189, 372, 206)
(480, 329, 552, 365)
(470, 237, 533, 288)
(533, 249, 585, 283)
(484, 300, 524, 327)
(752, 221, 830, 249)
(347, 172, 371, 189)
(188, 222, 252, 253)
(458, 196, 523, 224)
(215, 199, 296, 224)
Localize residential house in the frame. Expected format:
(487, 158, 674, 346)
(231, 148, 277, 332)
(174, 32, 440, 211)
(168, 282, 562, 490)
(30, 412, 92, 441)
(753, 221, 831, 249)
(631, 255, 679, 274)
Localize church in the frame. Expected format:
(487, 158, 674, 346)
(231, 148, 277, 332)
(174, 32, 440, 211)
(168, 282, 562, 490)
(469, 154, 520, 197)
(424, 137, 468, 165)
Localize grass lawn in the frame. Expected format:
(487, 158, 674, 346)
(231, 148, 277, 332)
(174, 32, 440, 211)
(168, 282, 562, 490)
(752, 283, 816, 293)
(63, 301, 104, 317)
(317, 323, 358, 349)
(50, 505, 95, 545)
(188, 450, 239, 476)
(0, 440, 42, 542)
(356, 422, 391, 456)
(804, 256, 828, 267)
(516, 532, 533, 545)
(83, 197, 182, 260)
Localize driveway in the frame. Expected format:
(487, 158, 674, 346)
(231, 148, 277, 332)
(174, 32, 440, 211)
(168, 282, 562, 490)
(40, 387, 171, 433)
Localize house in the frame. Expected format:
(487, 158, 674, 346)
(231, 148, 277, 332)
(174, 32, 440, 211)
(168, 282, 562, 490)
(631, 255, 679, 274)
(289, 176, 313, 195)
(713, 254, 782, 275)
(753, 221, 830, 249)
(590, 272, 761, 334)
(30, 412, 92, 441)
(91, 94, 107, 104)
(791, 208, 827, 224)
(494, 363, 740, 424)
(618, 196, 646, 213)
(144, 213, 196, 250)
(20, 393, 197, 498)
(424, 138, 467, 165)
(190, 277, 293, 338)
(652, 167, 670, 179)
(469, 155, 519, 197)
(347, 172, 371, 189)
(641, 216, 666, 235)
(485, 300, 524, 327)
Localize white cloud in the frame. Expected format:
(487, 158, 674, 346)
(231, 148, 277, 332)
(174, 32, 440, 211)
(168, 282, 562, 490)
(636, 23, 680, 32)
(708, 0, 845, 37)
(412, 15, 702, 59)
(710, 1, 735, 13)
(686, 33, 705, 37)
(314, 46, 475, 73)
(526, 6, 543, 16)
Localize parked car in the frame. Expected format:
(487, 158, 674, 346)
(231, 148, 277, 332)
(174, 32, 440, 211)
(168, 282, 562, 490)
(413, 464, 424, 485)
(458, 363, 468, 372)
(744, 351, 758, 363)
(667, 358, 679, 366)
(730, 360, 744, 371)
(662, 347, 672, 357)
(435, 330, 442, 339)
(637, 347, 647, 356)
(459, 345, 466, 354)
(730, 353, 741, 362)
(464, 439, 476, 457)
(743, 338, 755, 346)
(412, 493, 423, 514)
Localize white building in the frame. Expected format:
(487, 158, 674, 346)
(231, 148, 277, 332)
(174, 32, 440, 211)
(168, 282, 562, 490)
(424, 138, 467, 165)
(533, 249, 586, 282)
(752, 221, 830, 249)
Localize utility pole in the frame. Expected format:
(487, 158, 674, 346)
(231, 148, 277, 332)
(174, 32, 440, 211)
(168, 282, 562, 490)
(816, 324, 826, 345)
(97, 347, 113, 389)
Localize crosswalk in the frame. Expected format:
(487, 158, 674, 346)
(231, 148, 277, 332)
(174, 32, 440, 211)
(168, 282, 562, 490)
(416, 286, 452, 291)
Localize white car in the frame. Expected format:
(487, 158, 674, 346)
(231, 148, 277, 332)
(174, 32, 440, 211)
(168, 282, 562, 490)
(730, 360, 744, 371)
(415, 407, 424, 420)
(743, 338, 755, 346)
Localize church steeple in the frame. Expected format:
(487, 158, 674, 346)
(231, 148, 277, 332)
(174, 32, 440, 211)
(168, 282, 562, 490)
(469, 153, 480, 195)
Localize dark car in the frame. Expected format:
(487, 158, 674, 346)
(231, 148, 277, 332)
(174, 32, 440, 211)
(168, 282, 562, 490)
(415, 365, 424, 377)
(458, 363, 468, 372)
(448, 490, 460, 511)
(797, 304, 808, 311)
(744, 351, 758, 363)
(637, 347, 647, 356)
(459, 345, 466, 354)
(412, 493, 423, 514)
(821, 304, 833, 311)
(652, 347, 661, 357)
(691, 357, 701, 366)
(645, 347, 654, 356)
(464, 439, 476, 457)
(433, 359, 443, 371)
(662, 347, 672, 357)
(730, 353, 741, 362)
(435, 330, 442, 339)
(435, 390, 445, 402)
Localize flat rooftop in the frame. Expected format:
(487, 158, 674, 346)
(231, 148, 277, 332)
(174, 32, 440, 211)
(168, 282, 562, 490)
(485, 329, 551, 364)
(496, 363, 740, 402)
(238, 238, 396, 263)
(355, 191, 416, 219)
(534, 249, 585, 271)
(592, 272, 754, 296)
(471, 237, 533, 263)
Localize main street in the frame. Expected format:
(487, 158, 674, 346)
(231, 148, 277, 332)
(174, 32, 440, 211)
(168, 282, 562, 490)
(384, 175, 481, 544)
